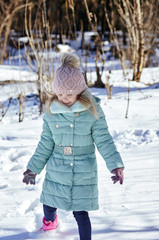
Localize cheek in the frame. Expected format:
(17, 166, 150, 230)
(58, 94, 63, 99)
(71, 96, 77, 102)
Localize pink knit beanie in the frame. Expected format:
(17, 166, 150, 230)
(53, 53, 87, 95)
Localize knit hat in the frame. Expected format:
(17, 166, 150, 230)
(53, 53, 87, 95)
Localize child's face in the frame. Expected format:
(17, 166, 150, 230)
(57, 93, 77, 107)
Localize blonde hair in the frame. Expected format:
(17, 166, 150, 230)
(77, 93, 98, 118)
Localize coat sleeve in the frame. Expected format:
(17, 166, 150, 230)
(27, 113, 54, 174)
(91, 105, 124, 173)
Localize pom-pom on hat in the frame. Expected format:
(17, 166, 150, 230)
(53, 53, 87, 95)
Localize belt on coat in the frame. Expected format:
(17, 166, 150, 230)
(54, 144, 95, 156)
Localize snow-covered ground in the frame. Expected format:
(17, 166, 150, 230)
(0, 61, 159, 239)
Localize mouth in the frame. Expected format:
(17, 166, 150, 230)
(63, 102, 72, 106)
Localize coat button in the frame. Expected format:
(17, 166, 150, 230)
(70, 124, 73, 128)
(70, 143, 73, 146)
(76, 113, 79, 117)
(59, 144, 62, 147)
(70, 163, 73, 166)
(56, 124, 59, 128)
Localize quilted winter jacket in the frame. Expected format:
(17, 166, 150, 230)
(27, 92, 124, 211)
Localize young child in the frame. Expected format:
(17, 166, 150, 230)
(23, 53, 124, 240)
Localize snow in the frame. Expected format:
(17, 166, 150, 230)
(56, 44, 74, 53)
(0, 61, 159, 239)
(0, 65, 37, 82)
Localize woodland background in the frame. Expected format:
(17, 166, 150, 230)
(0, 0, 159, 121)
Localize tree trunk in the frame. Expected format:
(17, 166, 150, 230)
(94, 63, 105, 88)
(18, 93, 23, 122)
(134, 0, 145, 82)
(38, 66, 43, 115)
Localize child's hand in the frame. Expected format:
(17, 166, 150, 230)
(111, 168, 124, 185)
(23, 169, 37, 185)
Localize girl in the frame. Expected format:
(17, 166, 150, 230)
(23, 53, 124, 240)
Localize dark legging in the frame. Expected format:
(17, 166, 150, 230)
(43, 204, 91, 240)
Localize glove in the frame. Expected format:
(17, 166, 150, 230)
(111, 168, 124, 185)
(23, 169, 37, 185)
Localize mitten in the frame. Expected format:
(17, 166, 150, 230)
(111, 168, 124, 185)
(23, 169, 37, 185)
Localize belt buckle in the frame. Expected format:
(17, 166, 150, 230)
(63, 147, 72, 155)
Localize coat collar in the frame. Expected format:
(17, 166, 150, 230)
(50, 88, 92, 114)
(50, 100, 88, 114)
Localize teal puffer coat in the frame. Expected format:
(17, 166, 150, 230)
(27, 93, 124, 211)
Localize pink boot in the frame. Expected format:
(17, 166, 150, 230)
(42, 215, 58, 231)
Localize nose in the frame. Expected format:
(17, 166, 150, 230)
(62, 96, 67, 101)
(61, 95, 69, 103)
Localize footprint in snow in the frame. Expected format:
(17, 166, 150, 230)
(18, 198, 39, 215)
(0, 184, 8, 189)
(8, 148, 29, 162)
(10, 164, 23, 171)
